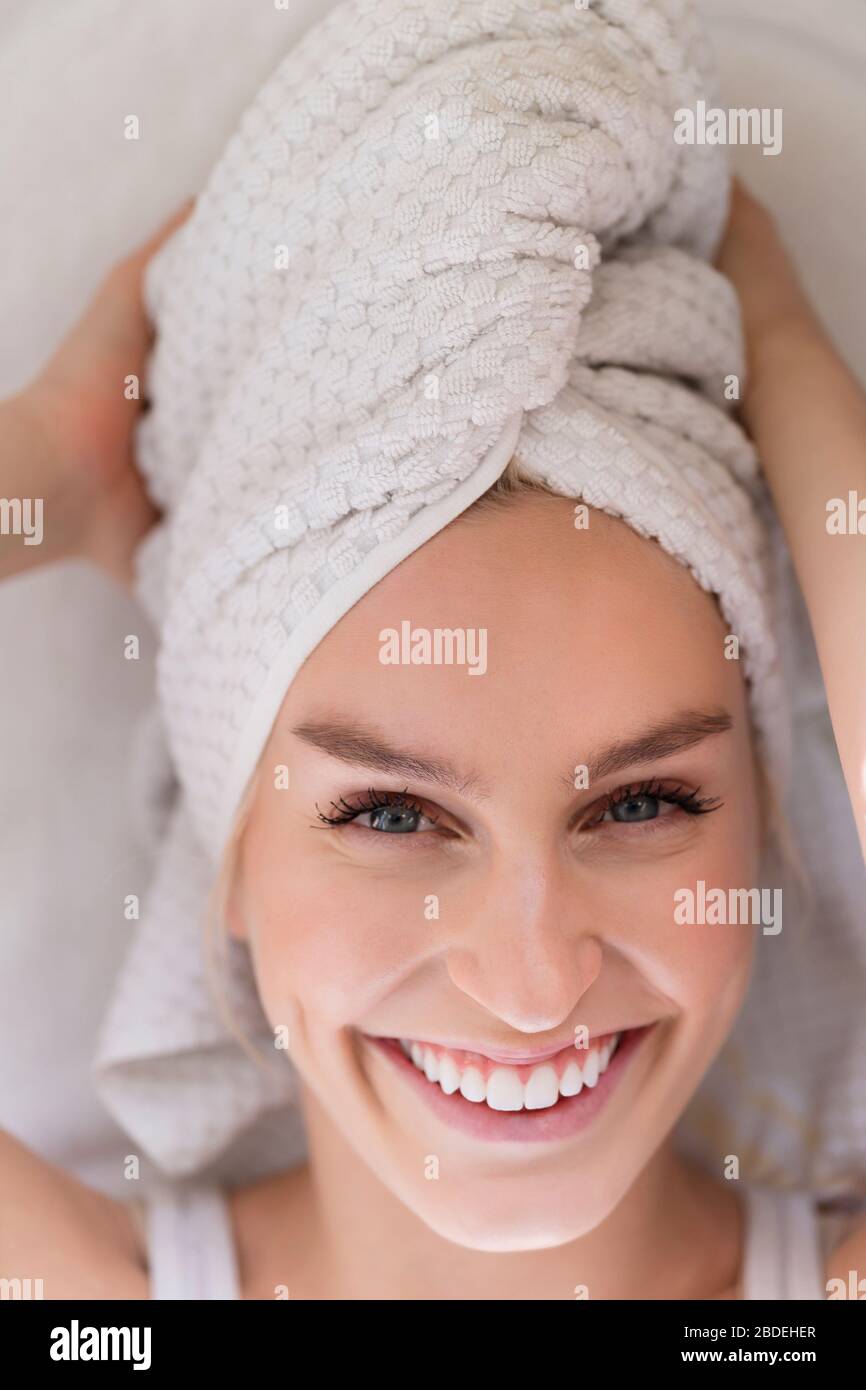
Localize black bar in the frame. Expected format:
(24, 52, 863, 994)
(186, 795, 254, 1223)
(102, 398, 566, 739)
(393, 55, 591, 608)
(3, 1296, 861, 1375)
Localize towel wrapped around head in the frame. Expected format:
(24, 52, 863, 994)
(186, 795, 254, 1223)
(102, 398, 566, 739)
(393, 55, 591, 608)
(95, 0, 793, 1180)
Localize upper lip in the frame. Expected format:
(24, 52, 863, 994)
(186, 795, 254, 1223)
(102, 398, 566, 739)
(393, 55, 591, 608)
(371, 1030, 627, 1066)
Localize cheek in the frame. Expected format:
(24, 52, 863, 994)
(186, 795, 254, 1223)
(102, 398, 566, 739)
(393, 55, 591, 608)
(241, 826, 430, 1028)
(663, 912, 756, 1026)
(601, 815, 760, 1024)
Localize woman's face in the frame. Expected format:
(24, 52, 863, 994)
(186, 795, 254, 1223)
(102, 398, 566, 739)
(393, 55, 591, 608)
(231, 493, 763, 1251)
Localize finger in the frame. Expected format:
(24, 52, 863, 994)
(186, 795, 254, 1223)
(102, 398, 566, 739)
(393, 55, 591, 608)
(88, 198, 197, 352)
(106, 198, 196, 304)
(124, 197, 197, 275)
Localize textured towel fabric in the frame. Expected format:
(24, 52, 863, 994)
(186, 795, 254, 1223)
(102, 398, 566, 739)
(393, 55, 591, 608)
(95, 0, 792, 1178)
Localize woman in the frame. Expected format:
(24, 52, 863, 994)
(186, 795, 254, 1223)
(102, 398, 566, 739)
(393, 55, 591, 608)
(2, 1, 865, 1298)
(1, 185, 864, 1300)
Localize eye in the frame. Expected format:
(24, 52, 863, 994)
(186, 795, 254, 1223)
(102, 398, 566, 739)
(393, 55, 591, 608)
(316, 789, 440, 835)
(354, 804, 435, 834)
(586, 779, 722, 831)
(604, 792, 666, 824)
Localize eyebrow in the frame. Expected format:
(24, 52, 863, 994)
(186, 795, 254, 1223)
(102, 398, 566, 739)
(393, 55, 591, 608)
(579, 708, 734, 783)
(290, 717, 489, 799)
(290, 708, 733, 798)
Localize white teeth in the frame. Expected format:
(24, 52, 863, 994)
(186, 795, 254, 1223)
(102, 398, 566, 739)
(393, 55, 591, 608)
(486, 1068, 525, 1112)
(399, 1033, 622, 1112)
(459, 1067, 486, 1103)
(559, 1060, 583, 1097)
(438, 1054, 461, 1095)
(524, 1064, 559, 1110)
(582, 1049, 600, 1088)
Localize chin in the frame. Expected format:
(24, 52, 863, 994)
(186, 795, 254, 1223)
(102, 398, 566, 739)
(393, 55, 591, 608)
(395, 1168, 632, 1254)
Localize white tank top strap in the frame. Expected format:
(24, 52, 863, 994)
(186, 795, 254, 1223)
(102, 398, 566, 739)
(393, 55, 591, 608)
(143, 1181, 240, 1300)
(741, 1185, 826, 1300)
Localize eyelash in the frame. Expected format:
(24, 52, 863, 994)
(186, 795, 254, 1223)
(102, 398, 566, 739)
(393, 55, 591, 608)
(315, 781, 721, 831)
(585, 778, 721, 826)
(316, 789, 438, 828)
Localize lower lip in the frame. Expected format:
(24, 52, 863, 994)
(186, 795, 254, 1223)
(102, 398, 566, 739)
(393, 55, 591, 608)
(365, 1025, 654, 1144)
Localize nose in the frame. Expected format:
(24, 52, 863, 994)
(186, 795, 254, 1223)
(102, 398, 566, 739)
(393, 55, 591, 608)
(444, 852, 603, 1035)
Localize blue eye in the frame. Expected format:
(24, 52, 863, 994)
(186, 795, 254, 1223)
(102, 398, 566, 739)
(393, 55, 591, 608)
(316, 789, 439, 834)
(607, 794, 660, 823)
(360, 805, 422, 833)
(595, 779, 722, 829)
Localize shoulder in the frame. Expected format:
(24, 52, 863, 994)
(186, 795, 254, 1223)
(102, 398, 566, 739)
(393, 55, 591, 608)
(228, 1163, 315, 1299)
(823, 1209, 866, 1300)
(0, 1128, 149, 1299)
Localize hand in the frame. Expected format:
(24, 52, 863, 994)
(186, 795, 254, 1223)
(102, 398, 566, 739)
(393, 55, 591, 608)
(9, 200, 193, 586)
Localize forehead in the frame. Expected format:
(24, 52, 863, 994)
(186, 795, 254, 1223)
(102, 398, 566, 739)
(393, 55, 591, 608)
(282, 493, 746, 754)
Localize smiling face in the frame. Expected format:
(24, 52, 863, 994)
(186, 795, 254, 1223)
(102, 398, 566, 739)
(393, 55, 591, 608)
(228, 489, 764, 1252)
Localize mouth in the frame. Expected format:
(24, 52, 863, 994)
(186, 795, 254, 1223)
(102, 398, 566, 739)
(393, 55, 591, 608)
(364, 1025, 655, 1144)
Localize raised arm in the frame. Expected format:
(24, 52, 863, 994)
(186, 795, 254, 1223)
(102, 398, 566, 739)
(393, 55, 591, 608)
(717, 181, 866, 862)
(0, 200, 192, 587)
